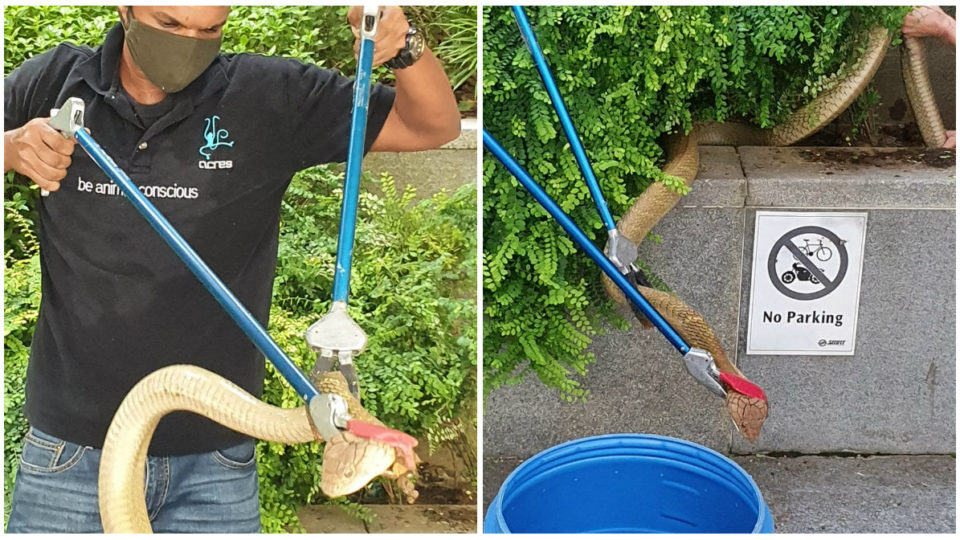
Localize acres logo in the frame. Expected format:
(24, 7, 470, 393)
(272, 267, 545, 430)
(198, 115, 234, 169)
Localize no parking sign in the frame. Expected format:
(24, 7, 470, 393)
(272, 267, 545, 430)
(747, 211, 867, 355)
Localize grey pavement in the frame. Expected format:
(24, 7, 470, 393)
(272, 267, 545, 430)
(482, 454, 956, 533)
(357, 118, 477, 197)
(734, 454, 956, 534)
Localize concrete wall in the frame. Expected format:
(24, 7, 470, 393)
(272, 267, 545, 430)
(484, 146, 955, 464)
(359, 117, 477, 197)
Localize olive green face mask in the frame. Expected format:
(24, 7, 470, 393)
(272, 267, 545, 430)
(121, 8, 222, 93)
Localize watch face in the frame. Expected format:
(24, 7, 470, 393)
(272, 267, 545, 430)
(408, 32, 425, 60)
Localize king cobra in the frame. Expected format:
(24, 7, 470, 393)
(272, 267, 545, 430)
(602, 30, 946, 440)
(98, 365, 418, 533)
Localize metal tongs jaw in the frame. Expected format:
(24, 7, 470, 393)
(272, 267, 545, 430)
(42, 98, 85, 196)
(307, 389, 418, 470)
(606, 228, 638, 274)
(682, 348, 726, 397)
(305, 301, 367, 400)
(50, 97, 85, 137)
(307, 392, 351, 442)
(306, 370, 419, 471)
(606, 228, 654, 323)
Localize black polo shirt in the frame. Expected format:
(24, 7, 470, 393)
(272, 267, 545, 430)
(4, 23, 395, 455)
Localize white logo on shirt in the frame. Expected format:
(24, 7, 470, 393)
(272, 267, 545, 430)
(198, 160, 233, 170)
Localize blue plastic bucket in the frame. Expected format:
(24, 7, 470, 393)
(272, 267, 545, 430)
(485, 434, 774, 533)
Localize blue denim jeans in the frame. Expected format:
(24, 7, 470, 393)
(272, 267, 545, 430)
(6, 426, 260, 533)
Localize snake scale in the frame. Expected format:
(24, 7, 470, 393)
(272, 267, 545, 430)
(602, 29, 945, 440)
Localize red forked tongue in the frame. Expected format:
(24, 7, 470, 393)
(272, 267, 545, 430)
(719, 372, 767, 401)
(346, 420, 419, 470)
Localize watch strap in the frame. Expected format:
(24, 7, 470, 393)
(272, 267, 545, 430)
(385, 23, 422, 70)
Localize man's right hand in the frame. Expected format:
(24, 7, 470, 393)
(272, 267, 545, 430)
(902, 6, 956, 46)
(4, 117, 76, 193)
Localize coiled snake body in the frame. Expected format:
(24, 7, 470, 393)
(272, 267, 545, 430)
(99, 366, 418, 533)
(602, 29, 945, 440)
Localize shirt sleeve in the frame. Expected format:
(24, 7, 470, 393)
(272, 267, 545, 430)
(272, 57, 396, 170)
(4, 48, 59, 131)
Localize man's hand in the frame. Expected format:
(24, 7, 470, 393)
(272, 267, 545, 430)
(346, 5, 462, 152)
(347, 6, 409, 67)
(902, 6, 956, 46)
(943, 130, 956, 149)
(4, 118, 76, 193)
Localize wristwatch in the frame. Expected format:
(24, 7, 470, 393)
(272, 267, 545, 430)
(385, 23, 425, 69)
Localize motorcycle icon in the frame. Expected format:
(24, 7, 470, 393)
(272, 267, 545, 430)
(781, 262, 822, 285)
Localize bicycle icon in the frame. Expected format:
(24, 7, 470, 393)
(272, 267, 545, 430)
(768, 227, 850, 301)
(798, 238, 834, 262)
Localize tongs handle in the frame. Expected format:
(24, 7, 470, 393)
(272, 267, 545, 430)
(512, 6, 616, 232)
(361, 5, 379, 40)
(332, 5, 379, 304)
(484, 129, 690, 355)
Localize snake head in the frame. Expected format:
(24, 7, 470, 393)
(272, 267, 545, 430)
(320, 429, 421, 501)
(719, 372, 768, 441)
(311, 370, 421, 500)
(725, 391, 768, 441)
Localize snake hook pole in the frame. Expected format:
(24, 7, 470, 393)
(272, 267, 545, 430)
(303, 4, 379, 401)
(483, 129, 689, 354)
(512, 5, 617, 233)
(484, 129, 733, 397)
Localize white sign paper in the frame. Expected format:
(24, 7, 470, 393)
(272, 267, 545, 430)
(746, 211, 867, 355)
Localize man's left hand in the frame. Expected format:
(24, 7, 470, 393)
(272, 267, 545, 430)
(348, 6, 411, 67)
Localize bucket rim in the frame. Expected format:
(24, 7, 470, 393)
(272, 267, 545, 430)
(490, 433, 767, 534)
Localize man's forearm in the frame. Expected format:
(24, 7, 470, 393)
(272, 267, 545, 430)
(372, 48, 460, 151)
(5, 130, 16, 173)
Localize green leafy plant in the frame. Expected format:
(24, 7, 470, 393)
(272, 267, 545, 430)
(842, 85, 882, 145)
(3, 242, 40, 521)
(483, 6, 910, 399)
(260, 167, 476, 532)
(410, 6, 478, 90)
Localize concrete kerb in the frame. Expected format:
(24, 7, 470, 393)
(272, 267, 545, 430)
(739, 146, 955, 209)
(357, 117, 477, 197)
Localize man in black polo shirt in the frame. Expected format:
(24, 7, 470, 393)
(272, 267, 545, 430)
(3, 5, 460, 533)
